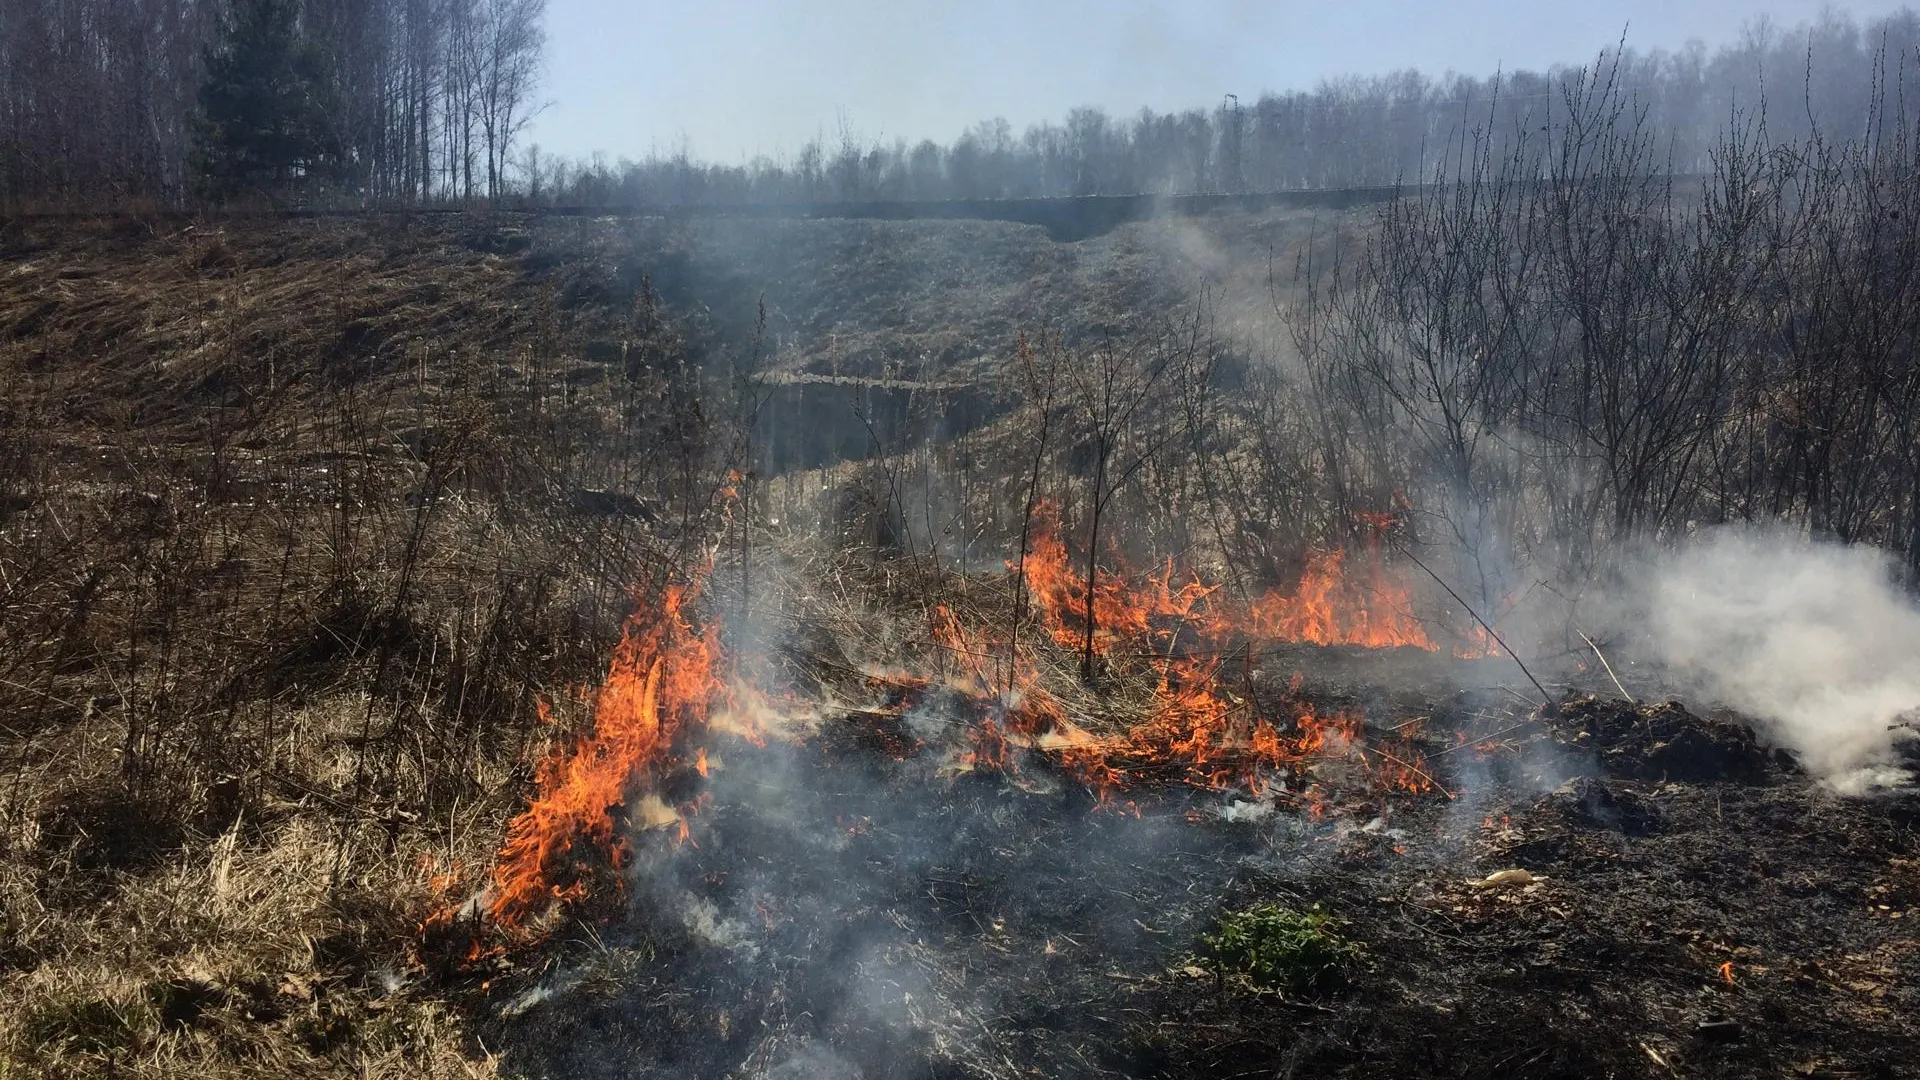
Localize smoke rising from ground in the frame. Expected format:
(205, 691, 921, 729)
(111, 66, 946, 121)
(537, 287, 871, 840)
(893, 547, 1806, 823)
(1641, 528, 1919, 794)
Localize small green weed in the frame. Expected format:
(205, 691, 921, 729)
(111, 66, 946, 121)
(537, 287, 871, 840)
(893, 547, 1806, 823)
(1196, 902, 1360, 992)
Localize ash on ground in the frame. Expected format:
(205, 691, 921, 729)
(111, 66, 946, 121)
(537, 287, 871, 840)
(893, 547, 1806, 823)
(480, 667, 1919, 1080)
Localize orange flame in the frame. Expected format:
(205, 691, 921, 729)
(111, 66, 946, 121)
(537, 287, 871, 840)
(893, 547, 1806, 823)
(1719, 961, 1736, 985)
(1021, 502, 1437, 654)
(1244, 548, 1434, 649)
(476, 504, 1464, 940)
(1455, 623, 1504, 659)
(1032, 654, 1438, 805)
(991, 503, 1449, 802)
(1019, 505, 1218, 655)
(489, 577, 719, 928)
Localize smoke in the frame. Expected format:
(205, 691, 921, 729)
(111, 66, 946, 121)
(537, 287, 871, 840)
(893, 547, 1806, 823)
(1640, 527, 1918, 794)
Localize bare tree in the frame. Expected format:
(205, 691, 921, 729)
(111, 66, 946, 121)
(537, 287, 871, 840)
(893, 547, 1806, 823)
(1058, 326, 1190, 681)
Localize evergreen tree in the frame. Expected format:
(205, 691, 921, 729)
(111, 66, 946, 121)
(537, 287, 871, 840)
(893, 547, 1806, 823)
(193, 0, 337, 199)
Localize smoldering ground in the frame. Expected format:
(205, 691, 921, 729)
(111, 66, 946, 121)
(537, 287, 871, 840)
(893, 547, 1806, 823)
(1617, 527, 1920, 795)
(472, 585, 1920, 1080)
(478, 579, 1585, 1078)
(493, 693, 1270, 1079)
(484, 671, 1920, 1080)
(466, 507, 1920, 1080)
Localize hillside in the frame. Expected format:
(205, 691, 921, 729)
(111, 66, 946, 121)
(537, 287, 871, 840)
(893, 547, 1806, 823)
(0, 208, 1312, 1078)
(2, 210, 1914, 1080)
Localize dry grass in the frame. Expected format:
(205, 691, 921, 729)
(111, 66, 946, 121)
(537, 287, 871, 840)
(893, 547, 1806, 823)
(1, 809, 494, 1078)
(0, 208, 1340, 1077)
(0, 214, 730, 1078)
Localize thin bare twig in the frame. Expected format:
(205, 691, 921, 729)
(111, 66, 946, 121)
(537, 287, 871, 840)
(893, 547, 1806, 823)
(1392, 541, 1553, 711)
(1427, 721, 1535, 758)
(1578, 630, 1637, 705)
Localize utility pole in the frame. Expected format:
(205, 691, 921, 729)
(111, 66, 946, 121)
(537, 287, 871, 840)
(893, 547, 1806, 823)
(1222, 93, 1245, 192)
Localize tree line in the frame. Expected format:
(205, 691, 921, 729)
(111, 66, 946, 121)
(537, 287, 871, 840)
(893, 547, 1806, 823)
(0, 0, 544, 209)
(1227, 40, 1920, 613)
(5, 3, 1918, 211)
(6, 5, 1917, 210)
(545, 7, 1920, 207)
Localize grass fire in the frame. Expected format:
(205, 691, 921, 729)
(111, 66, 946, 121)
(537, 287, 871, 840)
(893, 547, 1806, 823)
(471, 507, 1451, 940)
(5, 4, 1920, 1079)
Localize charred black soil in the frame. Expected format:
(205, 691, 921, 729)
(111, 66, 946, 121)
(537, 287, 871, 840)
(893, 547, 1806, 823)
(478, 676, 1919, 1080)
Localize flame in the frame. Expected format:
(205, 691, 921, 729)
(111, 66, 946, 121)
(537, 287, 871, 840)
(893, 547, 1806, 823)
(1020, 504, 1218, 654)
(1455, 623, 1505, 659)
(1719, 961, 1736, 985)
(1030, 653, 1438, 806)
(945, 503, 1450, 802)
(1245, 549, 1435, 649)
(488, 577, 720, 928)
(1021, 503, 1437, 654)
(928, 603, 1000, 695)
(472, 503, 1463, 941)
(413, 856, 489, 966)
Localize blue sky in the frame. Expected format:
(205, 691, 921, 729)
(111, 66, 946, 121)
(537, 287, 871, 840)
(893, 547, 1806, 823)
(526, 1, 1913, 163)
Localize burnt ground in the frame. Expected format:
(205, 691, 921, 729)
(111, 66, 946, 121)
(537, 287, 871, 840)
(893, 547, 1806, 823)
(472, 662, 1920, 1080)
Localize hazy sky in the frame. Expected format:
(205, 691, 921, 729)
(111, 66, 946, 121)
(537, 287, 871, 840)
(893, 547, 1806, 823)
(527, 1, 1914, 163)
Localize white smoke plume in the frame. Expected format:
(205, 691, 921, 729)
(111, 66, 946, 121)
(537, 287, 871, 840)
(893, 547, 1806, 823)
(1643, 527, 1918, 794)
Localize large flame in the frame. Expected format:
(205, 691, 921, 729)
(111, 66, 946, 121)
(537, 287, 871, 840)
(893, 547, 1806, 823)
(1020, 504, 1219, 654)
(1244, 548, 1434, 649)
(474, 506, 1466, 937)
(489, 577, 719, 928)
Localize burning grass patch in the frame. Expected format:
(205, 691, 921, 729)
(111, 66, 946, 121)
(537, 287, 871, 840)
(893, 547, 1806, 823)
(453, 583, 1920, 1079)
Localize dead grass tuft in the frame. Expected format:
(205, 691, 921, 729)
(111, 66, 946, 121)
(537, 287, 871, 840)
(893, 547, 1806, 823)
(0, 215, 726, 1078)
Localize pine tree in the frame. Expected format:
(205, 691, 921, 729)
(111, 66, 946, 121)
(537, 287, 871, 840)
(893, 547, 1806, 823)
(193, 0, 338, 200)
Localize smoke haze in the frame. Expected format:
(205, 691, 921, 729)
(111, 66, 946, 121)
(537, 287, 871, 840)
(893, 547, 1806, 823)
(1643, 528, 1919, 793)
